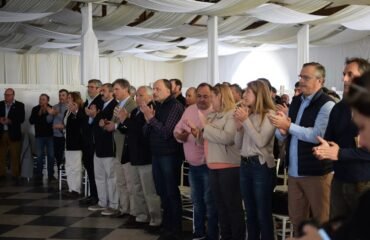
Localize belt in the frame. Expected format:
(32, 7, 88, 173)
(241, 155, 259, 163)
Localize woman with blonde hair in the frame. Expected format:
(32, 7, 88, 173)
(63, 91, 84, 199)
(188, 83, 245, 240)
(234, 80, 276, 240)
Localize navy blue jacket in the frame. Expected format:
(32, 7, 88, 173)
(325, 100, 370, 182)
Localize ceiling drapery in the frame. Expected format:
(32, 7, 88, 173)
(0, 0, 369, 61)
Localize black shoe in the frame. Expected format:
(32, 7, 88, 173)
(62, 191, 80, 199)
(145, 225, 162, 235)
(123, 216, 148, 229)
(79, 196, 98, 206)
(48, 176, 57, 183)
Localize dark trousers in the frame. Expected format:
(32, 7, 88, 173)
(189, 164, 219, 240)
(53, 136, 65, 169)
(240, 157, 275, 240)
(82, 146, 97, 199)
(209, 167, 245, 240)
(152, 154, 183, 234)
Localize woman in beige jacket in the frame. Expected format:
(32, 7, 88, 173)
(234, 80, 276, 240)
(188, 84, 245, 240)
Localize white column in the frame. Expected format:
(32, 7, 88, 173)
(207, 16, 219, 85)
(81, 3, 100, 85)
(297, 24, 309, 73)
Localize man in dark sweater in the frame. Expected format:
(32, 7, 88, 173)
(270, 62, 335, 235)
(313, 58, 370, 220)
(142, 79, 184, 240)
(29, 93, 54, 183)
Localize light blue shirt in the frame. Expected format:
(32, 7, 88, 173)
(3, 100, 15, 131)
(276, 93, 335, 177)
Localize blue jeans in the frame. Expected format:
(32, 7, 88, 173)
(35, 137, 54, 178)
(152, 154, 183, 234)
(240, 157, 275, 240)
(189, 164, 219, 240)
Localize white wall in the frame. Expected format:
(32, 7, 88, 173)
(184, 36, 370, 94)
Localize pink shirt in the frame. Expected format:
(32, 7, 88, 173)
(174, 104, 213, 166)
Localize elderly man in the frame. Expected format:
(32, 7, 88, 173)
(269, 62, 335, 235)
(143, 79, 184, 240)
(117, 86, 162, 230)
(313, 58, 370, 220)
(0, 88, 25, 181)
(174, 83, 218, 240)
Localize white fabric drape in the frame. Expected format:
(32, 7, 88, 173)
(246, 4, 326, 24)
(20, 24, 80, 40)
(127, 0, 212, 13)
(0, 11, 54, 22)
(80, 3, 100, 85)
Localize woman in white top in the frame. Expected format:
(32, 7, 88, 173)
(234, 80, 276, 240)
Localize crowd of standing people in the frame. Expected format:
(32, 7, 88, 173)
(1, 57, 370, 240)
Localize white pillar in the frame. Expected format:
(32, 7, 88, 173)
(297, 24, 309, 73)
(81, 3, 100, 85)
(207, 16, 219, 85)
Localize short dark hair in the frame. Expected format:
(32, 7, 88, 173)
(345, 57, 370, 75)
(102, 83, 113, 92)
(347, 71, 370, 117)
(271, 86, 277, 94)
(112, 78, 130, 90)
(170, 78, 182, 90)
(161, 79, 172, 92)
(197, 82, 212, 91)
(59, 89, 68, 94)
(295, 81, 300, 88)
(40, 93, 50, 101)
(230, 83, 243, 96)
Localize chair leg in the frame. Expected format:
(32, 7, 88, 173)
(282, 218, 287, 240)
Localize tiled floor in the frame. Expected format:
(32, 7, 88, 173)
(0, 177, 193, 240)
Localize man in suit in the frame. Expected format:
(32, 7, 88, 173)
(104, 79, 137, 216)
(0, 88, 25, 180)
(79, 79, 104, 206)
(117, 86, 162, 229)
(87, 83, 120, 216)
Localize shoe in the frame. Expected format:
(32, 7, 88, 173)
(122, 215, 148, 229)
(192, 233, 206, 240)
(79, 196, 98, 206)
(145, 224, 163, 235)
(62, 191, 80, 199)
(101, 208, 120, 216)
(48, 176, 57, 183)
(88, 204, 106, 211)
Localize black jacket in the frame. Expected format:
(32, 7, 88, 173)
(29, 104, 53, 138)
(81, 95, 104, 151)
(0, 100, 25, 141)
(93, 99, 117, 158)
(118, 106, 152, 165)
(325, 100, 370, 182)
(65, 109, 84, 150)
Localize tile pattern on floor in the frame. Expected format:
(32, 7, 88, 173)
(0, 177, 193, 240)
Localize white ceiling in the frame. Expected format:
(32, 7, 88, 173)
(1, 0, 370, 61)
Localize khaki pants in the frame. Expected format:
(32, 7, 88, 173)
(288, 173, 333, 235)
(0, 132, 21, 177)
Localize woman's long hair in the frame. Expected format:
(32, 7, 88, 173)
(212, 83, 236, 113)
(68, 91, 84, 109)
(247, 80, 276, 125)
